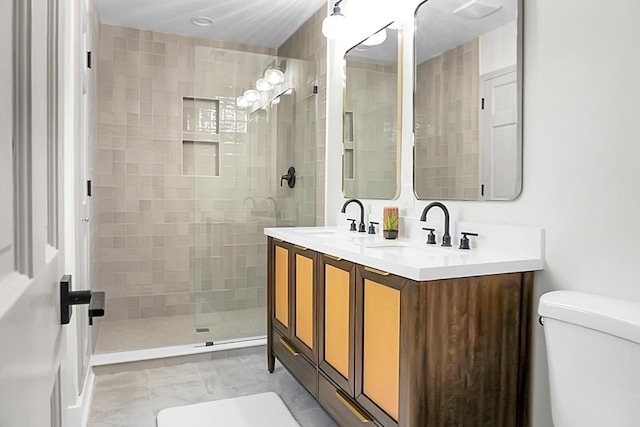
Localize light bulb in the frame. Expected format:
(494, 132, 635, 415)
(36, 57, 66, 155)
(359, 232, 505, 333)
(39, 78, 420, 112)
(243, 87, 260, 102)
(264, 68, 285, 85)
(322, 12, 347, 39)
(362, 28, 387, 46)
(256, 78, 273, 92)
(236, 96, 250, 108)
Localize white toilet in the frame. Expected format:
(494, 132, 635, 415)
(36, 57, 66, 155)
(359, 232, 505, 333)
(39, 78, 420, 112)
(538, 291, 640, 427)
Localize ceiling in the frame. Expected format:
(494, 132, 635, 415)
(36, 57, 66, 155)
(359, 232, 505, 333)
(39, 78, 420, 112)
(96, 0, 328, 49)
(416, 0, 517, 63)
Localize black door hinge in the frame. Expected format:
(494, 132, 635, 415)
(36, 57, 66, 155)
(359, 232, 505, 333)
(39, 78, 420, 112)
(87, 51, 92, 69)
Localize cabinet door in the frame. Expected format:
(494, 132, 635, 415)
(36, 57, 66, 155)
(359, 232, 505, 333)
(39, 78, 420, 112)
(356, 266, 405, 427)
(318, 254, 356, 395)
(290, 245, 317, 362)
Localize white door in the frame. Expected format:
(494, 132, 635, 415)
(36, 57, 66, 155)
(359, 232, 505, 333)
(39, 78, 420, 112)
(0, 0, 80, 426)
(480, 67, 519, 200)
(75, 0, 93, 392)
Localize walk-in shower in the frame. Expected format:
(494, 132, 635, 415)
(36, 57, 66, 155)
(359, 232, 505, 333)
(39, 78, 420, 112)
(92, 24, 317, 354)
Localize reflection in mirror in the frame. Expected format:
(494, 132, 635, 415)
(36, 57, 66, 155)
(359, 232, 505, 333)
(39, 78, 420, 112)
(414, 0, 522, 200)
(343, 23, 401, 199)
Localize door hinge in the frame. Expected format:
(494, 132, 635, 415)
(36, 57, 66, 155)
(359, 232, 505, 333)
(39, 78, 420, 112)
(481, 184, 485, 196)
(481, 98, 485, 110)
(87, 51, 92, 69)
(87, 179, 92, 197)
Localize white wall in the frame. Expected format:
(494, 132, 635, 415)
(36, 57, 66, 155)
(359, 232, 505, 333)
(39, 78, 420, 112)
(325, 0, 640, 425)
(480, 20, 517, 75)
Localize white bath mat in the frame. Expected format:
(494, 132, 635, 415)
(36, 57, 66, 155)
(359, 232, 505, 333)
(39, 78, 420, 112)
(156, 392, 300, 427)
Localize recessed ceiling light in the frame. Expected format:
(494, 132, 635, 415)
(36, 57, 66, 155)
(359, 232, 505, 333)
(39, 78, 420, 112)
(191, 17, 214, 27)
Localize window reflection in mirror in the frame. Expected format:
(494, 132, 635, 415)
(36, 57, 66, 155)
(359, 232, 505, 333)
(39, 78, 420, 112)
(343, 23, 401, 200)
(414, 0, 522, 200)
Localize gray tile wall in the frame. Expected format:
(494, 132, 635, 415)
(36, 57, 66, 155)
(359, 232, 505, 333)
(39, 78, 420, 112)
(95, 24, 279, 322)
(343, 61, 398, 198)
(277, 6, 327, 225)
(415, 38, 480, 199)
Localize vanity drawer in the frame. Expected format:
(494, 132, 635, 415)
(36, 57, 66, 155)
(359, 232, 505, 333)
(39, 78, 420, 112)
(318, 372, 377, 426)
(273, 329, 318, 398)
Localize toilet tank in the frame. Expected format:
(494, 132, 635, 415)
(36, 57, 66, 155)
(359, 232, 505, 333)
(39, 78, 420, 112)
(538, 291, 640, 427)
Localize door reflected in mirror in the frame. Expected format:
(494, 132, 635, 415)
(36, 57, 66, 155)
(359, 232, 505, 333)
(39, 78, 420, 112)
(343, 23, 401, 200)
(414, 0, 522, 200)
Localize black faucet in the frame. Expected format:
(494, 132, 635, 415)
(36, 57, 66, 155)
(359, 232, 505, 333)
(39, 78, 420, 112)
(341, 199, 366, 232)
(419, 202, 452, 246)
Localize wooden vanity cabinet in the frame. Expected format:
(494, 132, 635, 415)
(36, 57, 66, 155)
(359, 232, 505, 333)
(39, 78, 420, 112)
(267, 238, 318, 396)
(267, 237, 533, 427)
(354, 266, 534, 427)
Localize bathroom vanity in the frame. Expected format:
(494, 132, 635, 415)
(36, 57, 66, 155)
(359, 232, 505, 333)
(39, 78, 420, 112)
(265, 225, 543, 427)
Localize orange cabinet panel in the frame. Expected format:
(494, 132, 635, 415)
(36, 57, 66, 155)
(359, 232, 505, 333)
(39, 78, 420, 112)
(295, 253, 314, 350)
(362, 278, 400, 420)
(324, 264, 351, 378)
(274, 245, 289, 328)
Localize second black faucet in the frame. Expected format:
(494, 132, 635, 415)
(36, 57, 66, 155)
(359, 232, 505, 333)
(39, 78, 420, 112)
(419, 202, 452, 246)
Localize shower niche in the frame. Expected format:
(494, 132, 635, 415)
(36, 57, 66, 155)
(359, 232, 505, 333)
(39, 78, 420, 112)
(182, 97, 220, 177)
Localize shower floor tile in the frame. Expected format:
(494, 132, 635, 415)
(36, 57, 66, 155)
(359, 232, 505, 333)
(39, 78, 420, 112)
(95, 308, 266, 353)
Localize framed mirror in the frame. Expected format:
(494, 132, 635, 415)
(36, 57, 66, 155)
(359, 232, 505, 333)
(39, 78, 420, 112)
(343, 23, 402, 199)
(414, 0, 522, 200)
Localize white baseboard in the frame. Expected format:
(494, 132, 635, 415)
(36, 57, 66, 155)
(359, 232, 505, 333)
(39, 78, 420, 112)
(65, 368, 95, 427)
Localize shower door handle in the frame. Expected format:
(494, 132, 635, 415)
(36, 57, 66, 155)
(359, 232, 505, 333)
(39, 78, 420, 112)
(280, 167, 296, 188)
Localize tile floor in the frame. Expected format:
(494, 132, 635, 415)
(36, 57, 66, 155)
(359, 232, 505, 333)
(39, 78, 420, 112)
(94, 308, 266, 353)
(88, 352, 338, 427)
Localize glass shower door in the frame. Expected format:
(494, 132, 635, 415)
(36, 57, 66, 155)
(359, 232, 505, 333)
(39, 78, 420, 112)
(191, 46, 317, 344)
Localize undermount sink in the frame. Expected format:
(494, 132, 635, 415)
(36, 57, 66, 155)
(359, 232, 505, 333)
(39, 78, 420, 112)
(363, 243, 454, 258)
(298, 229, 338, 235)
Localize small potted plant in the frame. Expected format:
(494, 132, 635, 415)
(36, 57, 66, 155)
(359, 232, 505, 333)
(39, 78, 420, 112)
(383, 206, 399, 240)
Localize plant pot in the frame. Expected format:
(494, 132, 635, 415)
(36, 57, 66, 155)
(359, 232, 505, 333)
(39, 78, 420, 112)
(383, 230, 398, 240)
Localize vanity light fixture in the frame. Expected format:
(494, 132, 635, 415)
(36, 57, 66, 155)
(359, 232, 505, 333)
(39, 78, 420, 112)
(264, 67, 285, 85)
(190, 16, 214, 27)
(243, 84, 260, 103)
(362, 28, 387, 46)
(236, 96, 250, 108)
(322, 0, 347, 39)
(256, 77, 273, 92)
(452, 0, 502, 19)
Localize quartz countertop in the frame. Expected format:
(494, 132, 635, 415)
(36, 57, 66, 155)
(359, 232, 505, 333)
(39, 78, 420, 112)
(264, 224, 544, 281)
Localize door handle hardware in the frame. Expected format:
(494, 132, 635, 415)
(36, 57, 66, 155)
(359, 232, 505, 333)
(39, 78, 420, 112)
(335, 390, 371, 423)
(324, 254, 342, 261)
(81, 217, 89, 222)
(279, 337, 299, 356)
(294, 245, 307, 251)
(60, 275, 105, 325)
(364, 266, 390, 276)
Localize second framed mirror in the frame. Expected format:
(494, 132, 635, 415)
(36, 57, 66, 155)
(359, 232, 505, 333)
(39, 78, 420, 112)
(414, 0, 523, 200)
(343, 23, 402, 200)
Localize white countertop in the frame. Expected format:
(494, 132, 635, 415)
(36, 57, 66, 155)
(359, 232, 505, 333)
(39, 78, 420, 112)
(264, 224, 544, 281)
